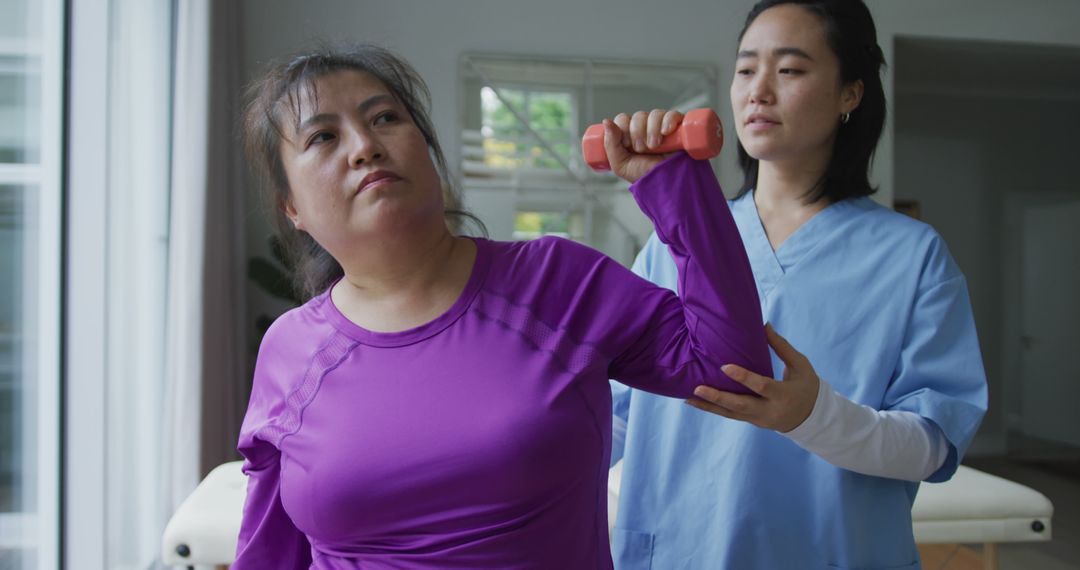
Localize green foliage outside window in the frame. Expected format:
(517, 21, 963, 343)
(481, 87, 574, 170)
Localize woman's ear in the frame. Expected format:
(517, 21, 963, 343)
(284, 199, 304, 231)
(842, 79, 865, 115)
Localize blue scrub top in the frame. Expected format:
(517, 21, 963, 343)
(611, 192, 988, 570)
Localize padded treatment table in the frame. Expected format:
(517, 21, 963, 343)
(162, 461, 246, 569)
(163, 461, 1053, 569)
(909, 464, 1054, 569)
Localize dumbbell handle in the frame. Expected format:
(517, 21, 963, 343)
(581, 108, 724, 171)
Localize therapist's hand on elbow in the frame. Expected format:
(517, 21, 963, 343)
(687, 324, 819, 433)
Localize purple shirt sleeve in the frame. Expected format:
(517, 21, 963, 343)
(606, 152, 770, 395)
(233, 318, 314, 569)
(234, 449, 312, 568)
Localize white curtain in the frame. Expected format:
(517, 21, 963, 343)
(162, 0, 210, 524)
(104, 1, 172, 567)
(162, 0, 247, 540)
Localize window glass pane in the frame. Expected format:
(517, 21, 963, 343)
(0, 186, 20, 568)
(513, 210, 583, 241)
(0, 185, 27, 510)
(0, 57, 42, 163)
(0, 183, 39, 566)
(0, 0, 58, 566)
(480, 87, 574, 171)
(0, 0, 38, 40)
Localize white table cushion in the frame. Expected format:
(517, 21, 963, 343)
(912, 465, 1053, 544)
(161, 461, 247, 566)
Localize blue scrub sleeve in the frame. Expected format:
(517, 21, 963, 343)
(882, 241, 988, 483)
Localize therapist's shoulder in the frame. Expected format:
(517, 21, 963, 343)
(854, 198, 964, 285)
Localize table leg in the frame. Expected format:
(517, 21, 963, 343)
(982, 543, 998, 570)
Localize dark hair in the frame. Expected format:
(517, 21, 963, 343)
(241, 44, 485, 301)
(735, 0, 886, 203)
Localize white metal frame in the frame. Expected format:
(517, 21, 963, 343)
(65, 0, 110, 567)
(37, 0, 64, 565)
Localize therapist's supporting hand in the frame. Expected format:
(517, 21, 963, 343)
(687, 324, 819, 433)
(602, 109, 684, 183)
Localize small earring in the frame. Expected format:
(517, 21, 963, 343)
(840, 112, 851, 124)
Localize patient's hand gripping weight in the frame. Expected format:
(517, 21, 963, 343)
(581, 108, 724, 171)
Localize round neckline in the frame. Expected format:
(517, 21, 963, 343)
(320, 236, 492, 347)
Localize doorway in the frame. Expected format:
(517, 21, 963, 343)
(894, 37, 1080, 457)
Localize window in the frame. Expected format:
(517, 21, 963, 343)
(480, 87, 576, 171)
(0, 0, 64, 567)
(460, 54, 716, 266)
(512, 210, 583, 241)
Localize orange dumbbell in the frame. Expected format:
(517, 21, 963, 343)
(581, 108, 724, 171)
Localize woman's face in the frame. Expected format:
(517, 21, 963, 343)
(279, 70, 444, 255)
(730, 4, 862, 166)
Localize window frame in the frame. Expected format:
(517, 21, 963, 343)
(0, 0, 64, 567)
(63, 0, 110, 566)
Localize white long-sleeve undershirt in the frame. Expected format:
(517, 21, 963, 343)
(782, 378, 949, 482)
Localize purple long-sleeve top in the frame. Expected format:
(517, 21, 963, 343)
(234, 153, 770, 569)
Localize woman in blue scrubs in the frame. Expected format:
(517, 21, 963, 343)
(609, 1, 988, 568)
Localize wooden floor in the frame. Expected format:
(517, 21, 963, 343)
(918, 544, 986, 570)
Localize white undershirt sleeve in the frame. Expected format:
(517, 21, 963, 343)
(611, 413, 628, 467)
(781, 378, 949, 482)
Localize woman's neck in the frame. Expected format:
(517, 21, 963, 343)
(753, 158, 830, 250)
(331, 229, 477, 332)
(342, 229, 460, 295)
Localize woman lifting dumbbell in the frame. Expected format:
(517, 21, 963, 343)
(609, 1, 988, 569)
(233, 44, 769, 568)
